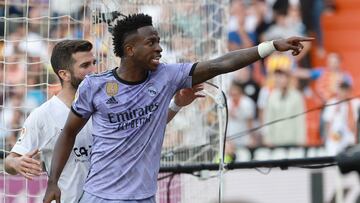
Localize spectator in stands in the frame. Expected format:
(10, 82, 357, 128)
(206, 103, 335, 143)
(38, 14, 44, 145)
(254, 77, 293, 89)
(262, 0, 311, 63)
(323, 78, 359, 155)
(50, 0, 84, 19)
(228, 80, 256, 147)
(257, 52, 296, 125)
(263, 67, 306, 146)
(253, 0, 273, 45)
(299, 0, 326, 58)
(315, 52, 351, 103)
(232, 66, 261, 107)
(227, 0, 257, 51)
(313, 52, 352, 139)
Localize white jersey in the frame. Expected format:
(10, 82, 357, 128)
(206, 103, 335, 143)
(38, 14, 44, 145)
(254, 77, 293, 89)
(11, 96, 92, 203)
(323, 98, 360, 155)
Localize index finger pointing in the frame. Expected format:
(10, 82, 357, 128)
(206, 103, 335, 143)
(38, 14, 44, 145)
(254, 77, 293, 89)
(293, 36, 315, 42)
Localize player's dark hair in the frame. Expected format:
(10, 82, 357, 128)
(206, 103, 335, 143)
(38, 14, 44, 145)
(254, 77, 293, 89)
(50, 40, 92, 84)
(112, 13, 153, 57)
(231, 80, 244, 93)
(273, 0, 289, 16)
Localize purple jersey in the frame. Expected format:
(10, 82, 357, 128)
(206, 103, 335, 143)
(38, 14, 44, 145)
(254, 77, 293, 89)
(71, 63, 195, 200)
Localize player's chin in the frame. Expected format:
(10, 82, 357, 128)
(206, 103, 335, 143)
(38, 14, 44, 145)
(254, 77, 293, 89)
(148, 62, 160, 71)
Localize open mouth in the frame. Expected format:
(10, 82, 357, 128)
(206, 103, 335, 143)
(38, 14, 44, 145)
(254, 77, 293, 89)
(151, 55, 161, 65)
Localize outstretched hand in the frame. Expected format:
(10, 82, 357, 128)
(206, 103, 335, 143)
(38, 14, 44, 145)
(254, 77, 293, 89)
(273, 36, 314, 56)
(174, 83, 205, 107)
(14, 149, 42, 179)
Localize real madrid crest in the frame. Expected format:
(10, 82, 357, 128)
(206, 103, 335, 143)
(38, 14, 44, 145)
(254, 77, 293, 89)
(147, 86, 157, 97)
(106, 81, 119, 97)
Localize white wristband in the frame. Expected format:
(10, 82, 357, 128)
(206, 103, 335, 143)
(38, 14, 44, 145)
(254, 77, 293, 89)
(169, 99, 182, 112)
(258, 40, 276, 58)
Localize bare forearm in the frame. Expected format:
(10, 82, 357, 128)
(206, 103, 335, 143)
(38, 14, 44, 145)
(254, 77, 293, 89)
(193, 47, 260, 85)
(192, 36, 313, 85)
(48, 132, 75, 183)
(220, 47, 260, 71)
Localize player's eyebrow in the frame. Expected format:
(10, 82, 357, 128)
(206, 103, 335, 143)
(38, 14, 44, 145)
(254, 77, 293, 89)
(145, 35, 160, 42)
(81, 59, 97, 67)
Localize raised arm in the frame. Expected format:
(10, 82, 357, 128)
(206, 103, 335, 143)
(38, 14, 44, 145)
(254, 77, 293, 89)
(192, 37, 313, 85)
(43, 111, 88, 203)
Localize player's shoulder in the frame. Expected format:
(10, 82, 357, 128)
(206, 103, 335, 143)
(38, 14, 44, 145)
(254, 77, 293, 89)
(82, 69, 115, 86)
(23, 97, 56, 124)
(154, 62, 191, 74)
(87, 69, 113, 79)
(158, 62, 187, 68)
(29, 97, 55, 115)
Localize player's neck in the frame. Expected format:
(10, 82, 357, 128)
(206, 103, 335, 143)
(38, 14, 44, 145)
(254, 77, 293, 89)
(56, 87, 76, 108)
(117, 60, 148, 83)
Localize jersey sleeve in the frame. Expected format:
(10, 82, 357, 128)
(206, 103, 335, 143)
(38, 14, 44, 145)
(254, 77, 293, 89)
(166, 63, 197, 92)
(71, 76, 94, 119)
(11, 110, 42, 155)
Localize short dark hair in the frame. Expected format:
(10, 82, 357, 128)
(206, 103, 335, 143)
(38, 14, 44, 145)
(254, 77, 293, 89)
(112, 13, 152, 57)
(273, 0, 289, 16)
(231, 80, 244, 92)
(50, 40, 92, 83)
(339, 81, 351, 90)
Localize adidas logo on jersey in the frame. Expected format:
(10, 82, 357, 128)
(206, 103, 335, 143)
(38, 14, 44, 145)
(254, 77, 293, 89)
(106, 96, 118, 104)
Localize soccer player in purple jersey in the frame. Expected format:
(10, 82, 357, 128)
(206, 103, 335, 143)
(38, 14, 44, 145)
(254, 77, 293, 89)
(44, 13, 312, 203)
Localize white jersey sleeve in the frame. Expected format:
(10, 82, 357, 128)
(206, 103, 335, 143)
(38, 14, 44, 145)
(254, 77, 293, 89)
(11, 108, 43, 155)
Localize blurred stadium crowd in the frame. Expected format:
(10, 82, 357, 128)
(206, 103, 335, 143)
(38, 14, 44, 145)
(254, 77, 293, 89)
(0, 0, 356, 162)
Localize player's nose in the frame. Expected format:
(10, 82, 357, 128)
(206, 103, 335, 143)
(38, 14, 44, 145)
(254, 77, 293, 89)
(155, 43, 162, 53)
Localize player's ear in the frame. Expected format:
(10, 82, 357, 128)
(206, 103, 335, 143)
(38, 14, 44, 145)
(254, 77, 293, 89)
(124, 43, 135, 57)
(123, 34, 139, 57)
(58, 69, 71, 82)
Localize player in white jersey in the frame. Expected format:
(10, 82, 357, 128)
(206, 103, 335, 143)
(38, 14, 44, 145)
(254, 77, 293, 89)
(5, 40, 202, 203)
(9, 94, 93, 202)
(5, 40, 96, 203)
